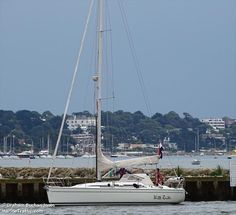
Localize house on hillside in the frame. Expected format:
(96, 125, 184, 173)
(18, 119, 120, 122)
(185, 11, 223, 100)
(66, 115, 96, 131)
(201, 118, 225, 132)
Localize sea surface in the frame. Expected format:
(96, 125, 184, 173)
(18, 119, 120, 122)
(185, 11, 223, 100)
(0, 155, 235, 169)
(0, 201, 235, 215)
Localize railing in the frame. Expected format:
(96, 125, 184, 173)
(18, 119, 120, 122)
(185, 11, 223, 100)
(43, 177, 66, 187)
(164, 177, 185, 188)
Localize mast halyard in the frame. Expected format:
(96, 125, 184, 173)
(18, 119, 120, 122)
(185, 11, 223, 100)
(95, 0, 104, 181)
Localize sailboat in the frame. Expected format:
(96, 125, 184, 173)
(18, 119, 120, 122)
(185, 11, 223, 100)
(39, 135, 52, 159)
(45, 0, 185, 205)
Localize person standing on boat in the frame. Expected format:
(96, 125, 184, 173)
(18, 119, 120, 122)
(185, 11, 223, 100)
(157, 143, 164, 159)
(155, 168, 164, 185)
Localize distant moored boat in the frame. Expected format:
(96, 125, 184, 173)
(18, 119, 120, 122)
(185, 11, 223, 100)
(191, 159, 200, 165)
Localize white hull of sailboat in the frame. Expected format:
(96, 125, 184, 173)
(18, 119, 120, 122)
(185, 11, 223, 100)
(46, 186, 185, 205)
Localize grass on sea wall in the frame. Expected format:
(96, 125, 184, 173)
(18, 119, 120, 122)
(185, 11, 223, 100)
(0, 166, 229, 179)
(160, 165, 228, 177)
(0, 167, 96, 179)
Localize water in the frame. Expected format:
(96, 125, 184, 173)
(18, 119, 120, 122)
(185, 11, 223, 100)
(0, 155, 234, 169)
(158, 155, 234, 169)
(0, 202, 235, 215)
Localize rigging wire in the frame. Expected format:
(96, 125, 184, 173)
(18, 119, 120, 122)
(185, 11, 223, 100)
(117, 1, 180, 175)
(47, 0, 95, 183)
(82, 6, 97, 114)
(117, 0, 152, 117)
(98, 0, 134, 150)
(106, 1, 115, 106)
(103, 0, 116, 152)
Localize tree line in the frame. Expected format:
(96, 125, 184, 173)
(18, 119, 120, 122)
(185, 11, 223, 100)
(0, 109, 236, 153)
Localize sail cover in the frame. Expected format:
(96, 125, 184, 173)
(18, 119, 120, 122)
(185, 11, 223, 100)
(97, 149, 159, 171)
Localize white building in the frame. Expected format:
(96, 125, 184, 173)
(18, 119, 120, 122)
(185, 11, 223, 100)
(201, 118, 225, 131)
(163, 137, 177, 150)
(66, 115, 96, 131)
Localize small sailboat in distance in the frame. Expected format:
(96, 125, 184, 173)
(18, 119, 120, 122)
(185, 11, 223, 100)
(45, 0, 185, 205)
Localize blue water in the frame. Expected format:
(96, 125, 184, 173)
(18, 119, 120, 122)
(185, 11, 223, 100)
(0, 202, 235, 215)
(0, 155, 234, 169)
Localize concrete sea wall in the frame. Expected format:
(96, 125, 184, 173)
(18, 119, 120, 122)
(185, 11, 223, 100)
(0, 177, 235, 203)
(185, 176, 236, 201)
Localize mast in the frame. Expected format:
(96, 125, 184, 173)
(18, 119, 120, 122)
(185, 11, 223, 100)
(95, 0, 104, 181)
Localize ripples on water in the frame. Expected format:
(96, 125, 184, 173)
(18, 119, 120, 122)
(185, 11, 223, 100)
(0, 155, 235, 169)
(0, 202, 235, 215)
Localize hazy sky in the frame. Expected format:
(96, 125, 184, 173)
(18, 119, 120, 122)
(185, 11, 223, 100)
(1, 0, 236, 118)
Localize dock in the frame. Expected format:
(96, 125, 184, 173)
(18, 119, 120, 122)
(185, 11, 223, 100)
(0, 177, 235, 203)
(185, 176, 236, 201)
